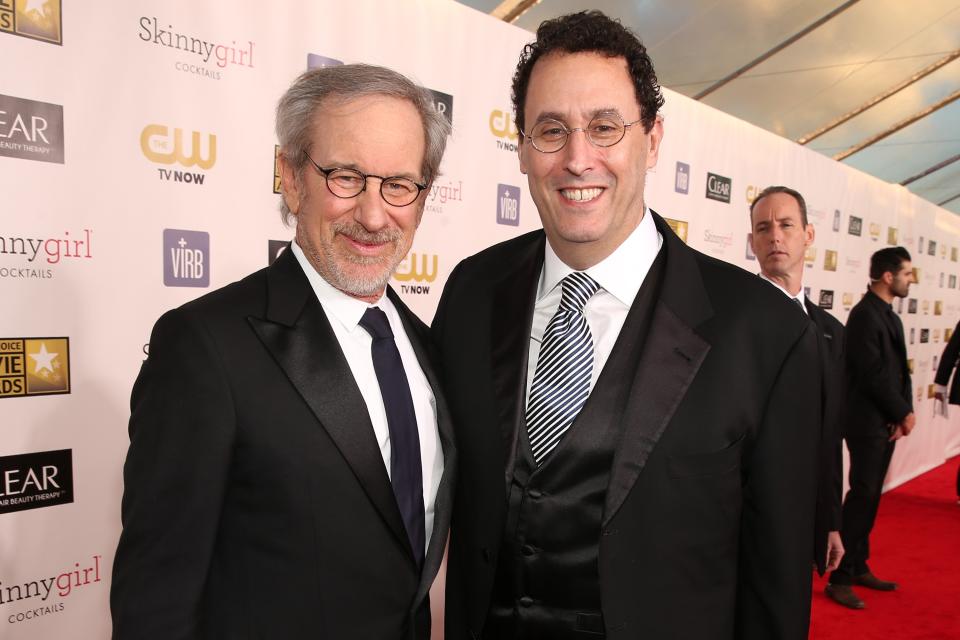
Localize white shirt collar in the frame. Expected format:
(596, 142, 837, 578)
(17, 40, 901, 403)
(539, 206, 661, 307)
(289, 240, 386, 330)
(759, 272, 807, 313)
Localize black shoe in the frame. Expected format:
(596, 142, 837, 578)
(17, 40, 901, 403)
(852, 571, 898, 591)
(825, 584, 866, 609)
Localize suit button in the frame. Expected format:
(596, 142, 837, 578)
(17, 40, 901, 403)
(528, 489, 543, 499)
(521, 544, 536, 556)
(519, 596, 534, 608)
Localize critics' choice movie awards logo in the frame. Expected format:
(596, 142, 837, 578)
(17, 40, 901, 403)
(0, 94, 63, 164)
(497, 184, 520, 227)
(163, 229, 209, 288)
(0, 449, 72, 513)
(705, 172, 731, 203)
(674, 162, 689, 194)
(0, 553, 103, 626)
(273, 145, 281, 193)
(0, 0, 61, 45)
(141, 124, 216, 184)
(664, 218, 688, 244)
(848, 216, 862, 236)
(138, 16, 255, 80)
(428, 89, 454, 127)
(0, 229, 93, 280)
(0, 338, 69, 398)
(823, 250, 838, 272)
(819, 290, 834, 310)
(393, 252, 437, 295)
(489, 108, 518, 152)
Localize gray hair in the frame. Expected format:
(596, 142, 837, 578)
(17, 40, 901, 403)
(275, 64, 451, 225)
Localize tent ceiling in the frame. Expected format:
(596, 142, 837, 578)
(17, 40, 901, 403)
(456, 0, 960, 213)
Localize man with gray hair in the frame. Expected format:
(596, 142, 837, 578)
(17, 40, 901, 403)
(111, 64, 454, 639)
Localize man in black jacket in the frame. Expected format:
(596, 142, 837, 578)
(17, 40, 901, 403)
(933, 320, 960, 502)
(748, 185, 845, 577)
(111, 64, 455, 639)
(827, 246, 915, 609)
(436, 12, 821, 639)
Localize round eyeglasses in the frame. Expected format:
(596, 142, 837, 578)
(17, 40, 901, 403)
(304, 151, 427, 207)
(520, 113, 644, 153)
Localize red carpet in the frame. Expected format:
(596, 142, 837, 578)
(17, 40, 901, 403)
(809, 456, 960, 639)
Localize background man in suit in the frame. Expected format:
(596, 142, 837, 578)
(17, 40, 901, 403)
(933, 320, 960, 502)
(111, 64, 454, 639)
(748, 186, 845, 577)
(827, 246, 914, 609)
(434, 11, 821, 639)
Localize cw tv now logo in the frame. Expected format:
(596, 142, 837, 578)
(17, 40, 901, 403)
(163, 229, 209, 287)
(141, 124, 216, 185)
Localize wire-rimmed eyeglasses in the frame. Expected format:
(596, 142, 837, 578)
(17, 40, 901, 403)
(520, 113, 644, 153)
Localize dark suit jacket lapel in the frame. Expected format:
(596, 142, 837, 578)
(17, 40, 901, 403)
(604, 212, 714, 525)
(247, 249, 414, 564)
(388, 287, 458, 606)
(490, 234, 544, 498)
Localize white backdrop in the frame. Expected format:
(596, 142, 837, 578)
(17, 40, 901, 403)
(1, 0, 959, 637)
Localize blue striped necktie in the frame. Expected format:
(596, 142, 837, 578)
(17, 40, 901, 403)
(526, 271, 600, 465)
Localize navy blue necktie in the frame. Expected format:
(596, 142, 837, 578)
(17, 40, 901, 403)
(359, 307, 425, 566)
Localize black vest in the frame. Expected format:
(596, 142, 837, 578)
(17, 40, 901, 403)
(485, 249, 666, 639)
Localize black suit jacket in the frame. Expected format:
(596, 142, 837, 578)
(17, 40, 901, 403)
(934, 320, 960, 404)
(111, 248, 455, 640)
(805, 299, 845, 574)
(844, 289, 912, 438)
(434, 212, 821, 640)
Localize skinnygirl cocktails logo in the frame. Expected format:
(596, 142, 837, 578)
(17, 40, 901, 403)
(138, 16, 255, 81)
(2, 555, 102, 626)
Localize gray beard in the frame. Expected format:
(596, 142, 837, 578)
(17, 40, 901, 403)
(298, 220, 406, 297)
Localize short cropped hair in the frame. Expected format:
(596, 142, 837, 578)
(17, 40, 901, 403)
(275, 64, 450, 225)
(749, 186, 809, 227)
(869, 246, 912, 280)
(511, 11, 664, 135)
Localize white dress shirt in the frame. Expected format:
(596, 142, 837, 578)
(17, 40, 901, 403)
(526, 208, 663, 402)
(759, 272, 808, 314)
(291, 241, 443, 550)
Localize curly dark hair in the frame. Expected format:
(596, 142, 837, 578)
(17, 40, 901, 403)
(511, 10, 665, 135)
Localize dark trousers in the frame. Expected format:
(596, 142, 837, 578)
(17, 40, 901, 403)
(830, 434, 896, 584)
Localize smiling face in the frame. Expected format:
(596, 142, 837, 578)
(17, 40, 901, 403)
(519, 51, 663, 269)
(279, 94, 426, 302)
(749, 191, 814, 290)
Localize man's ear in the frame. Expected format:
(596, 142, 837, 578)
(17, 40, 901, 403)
(278, 152, 302, 215)
(805, 223, 815, 248)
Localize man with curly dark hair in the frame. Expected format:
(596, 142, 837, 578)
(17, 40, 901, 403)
(435, 11, 820, 639)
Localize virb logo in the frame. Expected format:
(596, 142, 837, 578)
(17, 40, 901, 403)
(497, 184, 520, 226)
(163, 229, 209, 287)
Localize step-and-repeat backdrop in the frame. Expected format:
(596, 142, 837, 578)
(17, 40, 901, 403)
(2, 0, 959, 636)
